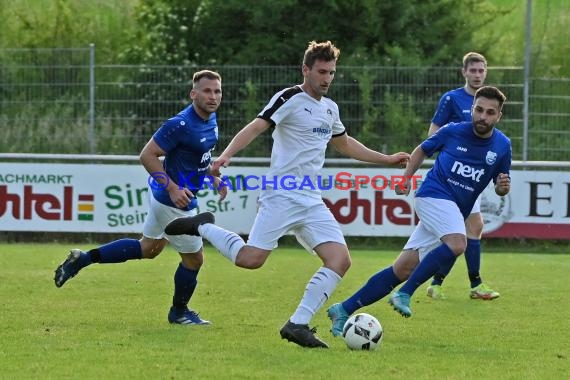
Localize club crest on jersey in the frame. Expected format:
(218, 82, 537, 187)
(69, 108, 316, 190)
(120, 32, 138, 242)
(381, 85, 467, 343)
(485, 151, 497, 165)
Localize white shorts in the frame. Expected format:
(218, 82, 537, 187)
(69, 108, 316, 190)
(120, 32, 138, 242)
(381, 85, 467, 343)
(247, 191, 346, 251)
(143, 191, 202, 253)
(403, 197, 465, 260)
(470, 194, 481, 214)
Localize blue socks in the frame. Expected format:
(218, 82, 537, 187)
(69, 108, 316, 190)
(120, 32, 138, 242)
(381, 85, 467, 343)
(465, 238, 482, 287)
(88, 239, 142, 264)
(400, 244, 457, 296)
(430, 239, 482, 287)
(342, 267, 402, 315)
(172, 263, 199, 311)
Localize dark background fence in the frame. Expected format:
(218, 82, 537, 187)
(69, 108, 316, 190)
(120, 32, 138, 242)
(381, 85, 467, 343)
(1, 47, 569, 161)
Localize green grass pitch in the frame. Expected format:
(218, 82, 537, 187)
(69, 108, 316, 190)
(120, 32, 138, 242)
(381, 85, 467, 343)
(0, 242, 568, 379)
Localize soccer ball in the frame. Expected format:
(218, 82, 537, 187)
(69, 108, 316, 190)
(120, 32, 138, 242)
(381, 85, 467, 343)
(342, 313, 383, 350)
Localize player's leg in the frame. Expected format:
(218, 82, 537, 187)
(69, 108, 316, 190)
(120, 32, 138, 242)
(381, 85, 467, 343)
(166, 232, 210, 325)
(426, 195, 484, 299)
(280, 200, 346, 348)
(143, 194, 213, 324)
(166, 193, 287, 269)
(328, 249, 418, 337)
(54, 237, 146, 287)
(389, 197, 466, 317)
(465, 199, 500, 300)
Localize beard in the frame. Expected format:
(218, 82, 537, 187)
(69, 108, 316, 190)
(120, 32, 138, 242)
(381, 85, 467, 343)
(474, 121, 493, 136)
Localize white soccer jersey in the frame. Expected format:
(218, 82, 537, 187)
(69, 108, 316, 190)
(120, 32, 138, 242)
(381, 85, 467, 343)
(257, 85, 346, 197)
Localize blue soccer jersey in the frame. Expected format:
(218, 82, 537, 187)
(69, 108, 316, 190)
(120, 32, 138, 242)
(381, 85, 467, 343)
(416, 121, 511, 218)
(431, 87, 474, 127)
(151, 104, 218, 210)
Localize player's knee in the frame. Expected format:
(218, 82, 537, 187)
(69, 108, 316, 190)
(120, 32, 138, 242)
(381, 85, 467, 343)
(323, 252, 351, 277)
(140, 245, 163, 259)
(393, 266, 411, 281)
(335, 254, 351, 276)
(180, 252, 204, 269)
(466, 214, 484, 237)
(140, 238, 167, 259)
(237, 257, 265, 269)
(392, 253, 417, 280)
(235, 250, 268, 269)
(446, 241, 467, 256)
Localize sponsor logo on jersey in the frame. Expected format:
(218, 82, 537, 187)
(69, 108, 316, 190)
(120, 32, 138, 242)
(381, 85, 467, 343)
(200, 150, 212, 164)
(456, 146, 467, 152)
(451, 161, 485, 182)
(313, 122, 331, 137)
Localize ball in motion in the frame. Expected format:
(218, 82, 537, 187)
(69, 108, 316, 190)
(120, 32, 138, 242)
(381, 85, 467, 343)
(342, 313, 383, 350)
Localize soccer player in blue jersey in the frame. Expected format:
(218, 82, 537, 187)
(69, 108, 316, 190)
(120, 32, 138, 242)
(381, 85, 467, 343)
(426, 52, 501, 301)
(165, 41, 409, 348)
(327, 86, 511, 331)
(54, 70, 227, 325)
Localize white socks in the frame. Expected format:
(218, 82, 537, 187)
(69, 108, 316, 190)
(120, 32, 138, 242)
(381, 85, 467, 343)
(198, 224, 245, 264)
(290, 267, 341, 325)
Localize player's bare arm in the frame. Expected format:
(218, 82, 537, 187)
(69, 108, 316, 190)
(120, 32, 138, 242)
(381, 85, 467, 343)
(139, 138, 193, 208)
(330, 134, 409, 166)
(427, 122, 441, 137)
(495, 173, 511, 196)
(212, 118, 271, 171)
(395, 145, 427, 196)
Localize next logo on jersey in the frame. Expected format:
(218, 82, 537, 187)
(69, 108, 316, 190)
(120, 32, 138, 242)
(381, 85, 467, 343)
(451, 161, 485, 182)
(456, 146, 467, 152)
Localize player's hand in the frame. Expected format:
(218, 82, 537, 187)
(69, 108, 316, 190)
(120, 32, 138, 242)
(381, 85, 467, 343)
(169, 187, 194, 209)
(388, 152, 410, 167)
(394, 177, 411, 196)
(213, 176, 228, 201)
(495, 173, 511, 195)
(212, 156, 231, 174)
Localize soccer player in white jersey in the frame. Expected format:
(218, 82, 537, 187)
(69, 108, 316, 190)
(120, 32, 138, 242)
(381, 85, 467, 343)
(327, 86, 511, 332)
(166, 40, 410, 348)
(426, 52, 500, 301)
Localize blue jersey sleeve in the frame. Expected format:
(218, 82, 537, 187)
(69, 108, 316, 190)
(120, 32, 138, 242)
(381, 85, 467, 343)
(431, 92, 454, 127)
(152, 117, 185, 153)
(420, 125, 451, 157)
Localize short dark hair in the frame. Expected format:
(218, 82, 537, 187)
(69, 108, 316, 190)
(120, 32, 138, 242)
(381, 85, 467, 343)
(303, 40, 340, 68)
(192, 70, 221, 87)
(475, 86, 507, 109)
(462, 52, 487, 69)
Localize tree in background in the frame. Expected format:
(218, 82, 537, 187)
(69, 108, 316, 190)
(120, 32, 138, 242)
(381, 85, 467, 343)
(124, 0, 491, 67)
(0, 0, 137, 62)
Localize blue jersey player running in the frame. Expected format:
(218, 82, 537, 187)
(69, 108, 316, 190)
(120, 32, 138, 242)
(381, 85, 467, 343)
(54, 70, 227, 325)
(426, 52, 501, 301)
(327, 86, 511, 330)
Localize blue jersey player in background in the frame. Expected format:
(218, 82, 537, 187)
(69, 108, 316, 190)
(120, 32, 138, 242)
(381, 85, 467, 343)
(327, 86, 510, 330)
(54, 70, 227, 325)
(426, 52, 501, 301)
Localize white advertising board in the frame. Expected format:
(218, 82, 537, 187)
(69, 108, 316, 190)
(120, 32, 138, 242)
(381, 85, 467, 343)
(1, 163, 568, 239)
